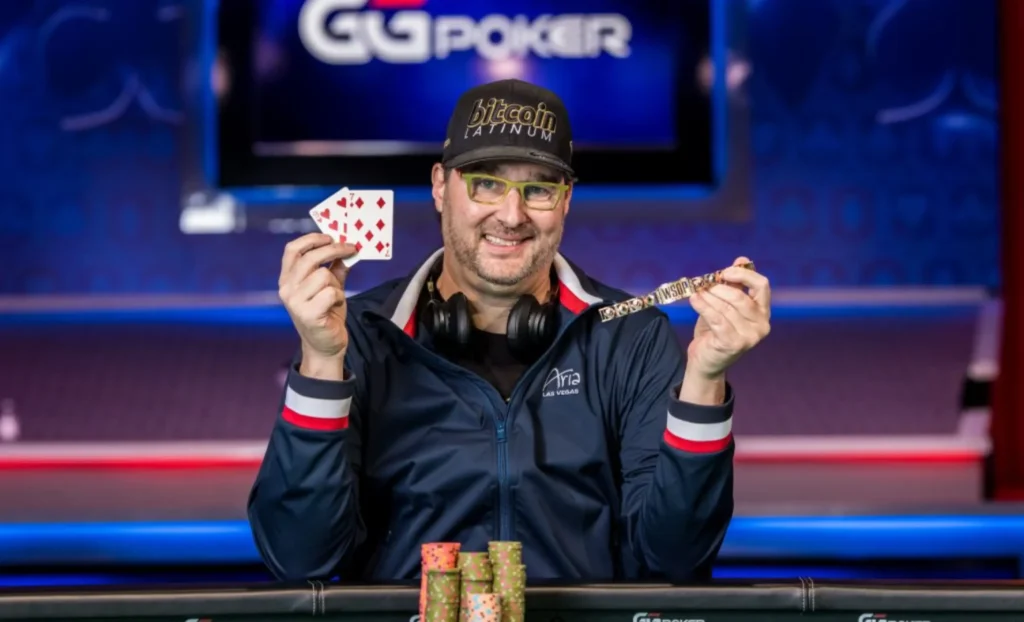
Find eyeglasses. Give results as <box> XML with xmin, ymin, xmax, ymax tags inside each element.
<box><xmin>461</xmin><ymin>173</ymin><xmax>569</xmax><ymax>211</ymax></box>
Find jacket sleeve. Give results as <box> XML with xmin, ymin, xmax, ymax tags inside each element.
<box><xmin>247</xmin><ymin>350</ymin><xmax>367</xmax><ymax>581</ymax></box>
<box><xmin>616</xmin><ymin>313</ymin><xmax>735</xmax><ymax>583</ymax></box>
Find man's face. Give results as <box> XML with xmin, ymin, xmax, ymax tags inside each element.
<box><xmin>431</xmin><ymin>161</ymin><xmax>572</xmax><ymax>289</ymax></box>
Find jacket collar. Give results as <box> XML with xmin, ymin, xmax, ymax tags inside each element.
<box><xmin>374</xmin><ymin>248</ymin><xmax>606</xmax><ymax>337</ymax></box>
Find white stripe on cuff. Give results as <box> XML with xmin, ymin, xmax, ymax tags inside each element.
<box><xmin>665</xmin><ymin>412</ymin><xmax>732</xmax><ymax>442</ymax></box>
<box><xmin>284</xmin><ymin>385</ymin><xmax>352</xmax><ymax>420</ymax></box>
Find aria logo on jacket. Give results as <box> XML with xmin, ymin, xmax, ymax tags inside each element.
<box><xmin>542</xmin><ymin>368</ymin><xmax>581</xmax><ymax>397</ymax></box>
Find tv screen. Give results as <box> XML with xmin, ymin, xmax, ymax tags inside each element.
<box><xmin>215</xmin><ymin>0</ymin><xmax>719</xmax><ymax>188</ymax></box>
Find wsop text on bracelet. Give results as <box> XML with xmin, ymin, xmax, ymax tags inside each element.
<box><xmin>598</xmin><ymin>263</ymin><xmax>756</xmax><ymax>322</ymax></box>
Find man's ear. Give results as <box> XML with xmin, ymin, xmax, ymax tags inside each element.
<box><xmin>561</xmin><ymin>181</ymin><xmax>573</xmax><ymax>218</ymax></box>
<box><xmin>431</xmin><ymin>163</ymin><xmax>446</xmax><ymax>215</ymax></box>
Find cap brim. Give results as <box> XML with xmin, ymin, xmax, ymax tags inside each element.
<box><xmin>444</xmin><ymin>145</ymin><xmax>575</xmax><ymax>179</ymax></box>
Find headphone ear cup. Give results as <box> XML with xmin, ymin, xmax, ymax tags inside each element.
<box><xmin>534</xmin><ymin>299</ymin><xmax>558</xmax><ymax>346</ymax></box>
<box><xmin>422</xmin><ymin>290</ymin><xmax>472</xmax><ymax>351</ymax></box>
<box><xmin>508</xmin><ymin>295</ymin><xmax>559</xmax><ymax>362</ymax></box>
<box><xmin>447</xmin><ymin>292</ymin><xmax>472</xmax><ymax>347</ymax></box>
<box><xmin>423</xmin><ymin>298</ymin><xmax>445</xmax><ymax>337</ymax></box>
<box><xmin>532</xmin><ymin>299</ymin><xmax>559</xmax><ymax>354</ymax></box>
<box><xmin>506</xmin><ymin>295</ymin><xmax>535</xmax><ymax>355</ymax></box>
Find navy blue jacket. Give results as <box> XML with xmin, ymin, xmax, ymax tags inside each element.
<box><xmin>248</xmin><ymin>249</ymin><xmax>735</xmax><ymax>583</ymax></box>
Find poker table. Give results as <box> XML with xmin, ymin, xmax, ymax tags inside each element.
<box><xmin>1</xmin><ymin>580</ymin><xmax>1024</xmax><ymax>622</ymax></box>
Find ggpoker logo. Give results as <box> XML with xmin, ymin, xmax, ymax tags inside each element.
<box><xmin>298</xmin><ymin>0</ymin><xmax>633</xmax><ymax>64</ymax></box>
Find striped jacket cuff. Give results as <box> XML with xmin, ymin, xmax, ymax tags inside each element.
<box><xmin>281</xmin><ymin>364</ymin><xmax>356</xmax><ymax>432</ymax></box>
<box><xmin>663</xmin><ymin>382</ymin><xmax>734</xmax><ymax>454</ymax></box>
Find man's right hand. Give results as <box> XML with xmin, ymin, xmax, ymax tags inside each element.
<box><xmin>278</xmin><ymin>233</ymin><xmax>359</xmax><ymax>380</ymax></box>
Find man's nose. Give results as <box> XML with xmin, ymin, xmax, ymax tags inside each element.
<box><xmin>495</xmin><ymin>187</ymin><xmax>529</xmax><ymax>226</ymax></box>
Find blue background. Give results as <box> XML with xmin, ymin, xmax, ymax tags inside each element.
<box><xmin>0</xmin><ymin>0</ymin><xmax>1000</xmax><ymax>294</ymax></box>
<box><xmin>0</xmin><ymin>0</ymin><xmax>1008</xmax><ymax>587</ymax></box>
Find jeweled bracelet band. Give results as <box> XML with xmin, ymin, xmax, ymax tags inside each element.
<box><xmin>598</xmin><ymin>262</ymin><xmax>756</xmax><ymax>323</ymax></box>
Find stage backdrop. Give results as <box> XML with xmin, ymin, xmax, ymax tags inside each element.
<box><xmin>0</xmin><ymin>0</ymin><xmax>999</xmax><ymax>295</ymax></box>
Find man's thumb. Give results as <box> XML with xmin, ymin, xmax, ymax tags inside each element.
<box><xmin>328</xmin><ymin>258</ymin><xmax>349</xmax><ymax>288</ymax></box>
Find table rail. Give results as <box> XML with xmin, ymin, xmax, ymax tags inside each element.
<box><xmin>1</xmin><ymin>580</ymin><xmax>1024</xmax><ymax>619</ymax></box>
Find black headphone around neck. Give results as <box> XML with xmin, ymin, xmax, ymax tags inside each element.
<box><xmin>420</xmin><ymin>260</ymin><xmax>560</xmax><ymax>362</ymax></box>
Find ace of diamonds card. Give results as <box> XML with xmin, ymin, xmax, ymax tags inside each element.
<box><xmin>308</xmin><ymin>186</ymin><xmax>350</xmax><ymax>242</ymax></box>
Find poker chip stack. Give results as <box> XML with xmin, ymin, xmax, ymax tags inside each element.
<box><xmin>464</xmin><ymin>593</ymin><xmax>502</xmax><ymax>622</ymax></box>
<box><xmin>457</xmin><ymin>552</ymin><xmax>493</xmax><ymax>622</ymax></box>
<box><xmin>487</xmin><ymin>541</ymin><xmax>526</xmax><ymax>622</ymax></box>
<box><xmin>425</xmin><ymin>568</ymin><xmax>462</xmax><ymax>622</ymax></box>
<box><xmin>421</xmin><ymin>543</ymin><xmax>462</xmax><ymax>622</ymax></box>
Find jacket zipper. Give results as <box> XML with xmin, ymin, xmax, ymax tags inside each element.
<box><xmin>492</xmin><ymin>309</ymin><xmax>594</xmax><ymax>541</ymax></box>
<box><xmin>494</xmin><ymin>413</ymin><xmax>511</xmax><ymax>540</ymax></box>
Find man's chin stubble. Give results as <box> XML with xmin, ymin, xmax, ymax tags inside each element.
<box><xmin>472</xmin><ymin>257</ymin><xmax>534</xmax><ymax>288</ymax></box>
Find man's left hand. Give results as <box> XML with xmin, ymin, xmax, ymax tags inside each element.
<box><xmin>686</xmin><ymin>256</ymin><xmax>771</xmax><ymax>380</ymax></box>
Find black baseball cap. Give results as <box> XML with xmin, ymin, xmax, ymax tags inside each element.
<box><xmin>441</xmin><ymin>79</ymin><xmax>574</xmax><ymax>179</ymax></box>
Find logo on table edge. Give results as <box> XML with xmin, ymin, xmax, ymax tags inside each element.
<box><xmin>858</xmin><ymin>615</ymin><xmax>931</xmax><ymax>622</ymax></box>
<box><xmin>632</xmin><ymin>613</ymin><xmax>705</xmax><ymax>622</ymax></box>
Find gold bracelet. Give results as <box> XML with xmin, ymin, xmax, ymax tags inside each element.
<box><xmin>598</xmin><ymin>262</ymin><xmax>755</xmax><ymax>323</ymax></box>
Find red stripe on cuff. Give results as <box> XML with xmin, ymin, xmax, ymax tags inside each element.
<box><xmin>663</xmin><ymin>429</ymin><xmax>733</xmax><ymax>453</ymax></box>
<box><xmin>282</xmin><ymin>406</ymin><xmax>350</xmax><ymax>431</ymax></box>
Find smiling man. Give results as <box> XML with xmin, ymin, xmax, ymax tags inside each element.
<box><xmin>249</xmin><ymin>79</ymin><xmax>772</xmax><ymax>583</ymax></box>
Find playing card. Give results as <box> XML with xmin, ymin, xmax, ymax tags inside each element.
<box><xmin>308</xmin><ymin>186</ymin><xmax>350</xmax><ymax>242</ymax></box>
<box><xmin>342</xmin><ymin>190</ymin><xmax>394</xmax><ymax>268</ymax></box>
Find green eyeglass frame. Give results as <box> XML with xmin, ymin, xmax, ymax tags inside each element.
<box><xmin>461</xmin><ymin>173</ymin><xmax>570</xmax><ymax>210</ymax></box>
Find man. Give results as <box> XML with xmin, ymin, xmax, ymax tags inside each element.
<box><xmin>248</xmin><ymin>79</ymin><xmax>771</xmax><ymax>583</ymax></box>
